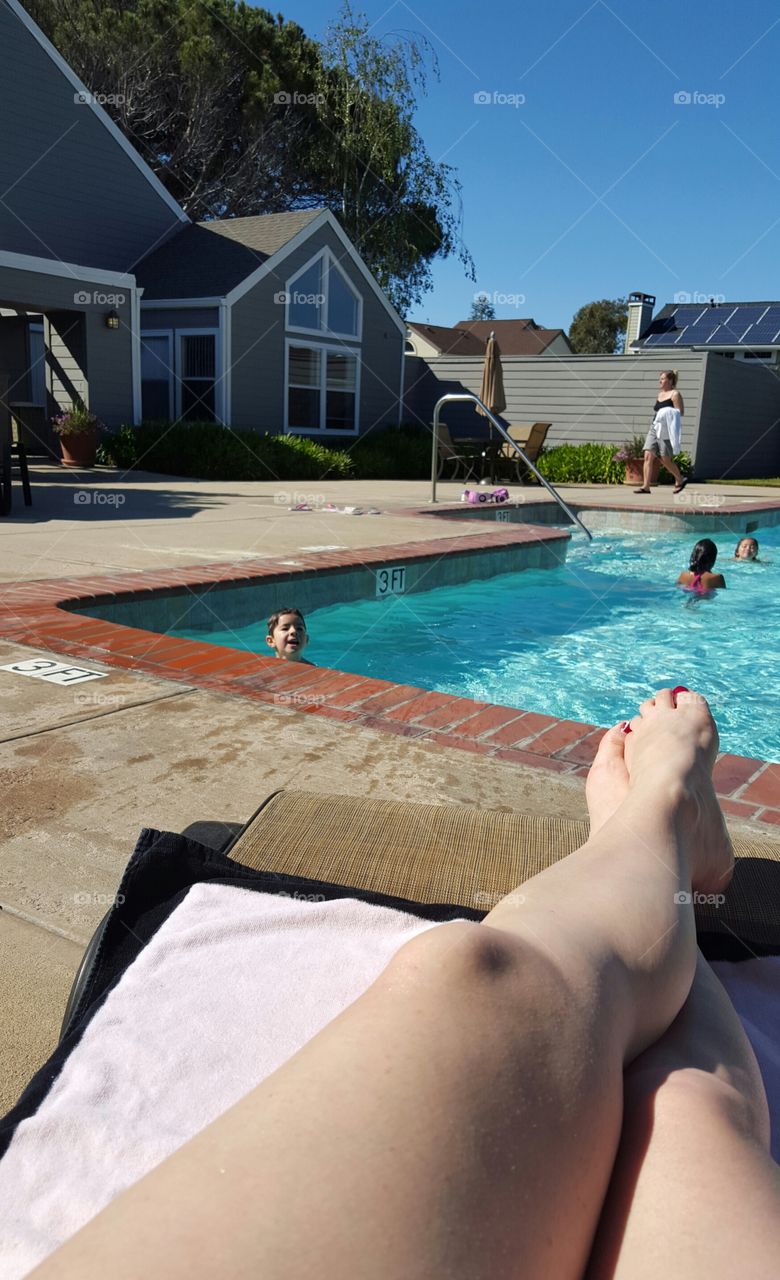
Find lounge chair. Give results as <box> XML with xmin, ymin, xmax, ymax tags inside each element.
<box><xmin>54</xmin><ymin>791</ymin><xmax>780</xmax><ymax>1045</ymax></box>
<box><xmin>1</xmin><ymin>789</ymin><xmax>779</xmax><ymax>1277</ymax></box>
<box><xmin>495</xmin><ymin>422</ymin><xmax>551</xmax><ymax>484</ymax></box>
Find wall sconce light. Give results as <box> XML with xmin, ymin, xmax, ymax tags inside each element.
<box><xmin>105</xmin><ymin>310</ymin><xmax>120</xmax><ymax>330</ymax></box>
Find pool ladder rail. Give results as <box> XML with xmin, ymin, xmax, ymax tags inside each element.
<box><xmin>429</xmin><ymin>393</ymin><xmax>593</xmax><ymax>542</ymax></box>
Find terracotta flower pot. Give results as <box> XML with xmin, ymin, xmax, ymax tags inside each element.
<box><xmin>59</xmin><ymin>430</ymin><xmax>97</xmax><ymax>468</ymax></box>
<box><xmin>624</xmin><ymin>458</ymin><xmax>660</xmax><ymax>486</ymax></box>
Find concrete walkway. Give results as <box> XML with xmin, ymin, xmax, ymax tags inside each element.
<box><xmin>1</xmin><ymin>463</ymin><xmax>778</xmax><ymax>1111</ymax></box>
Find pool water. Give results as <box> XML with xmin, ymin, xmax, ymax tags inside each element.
<box><xmin>175</xmin><ymin>524</ymin><xmax>780</xmax><ymax>762</ymax></box>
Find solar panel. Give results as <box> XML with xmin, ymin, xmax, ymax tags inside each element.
<box><xmin>642</xmin><ymin>331</ymin><xmax>678</xmax><ymax>346</ymax></box>
<box><xmin>639</xmin><ymin>302</ymin><xmax>780</xmax><ymax>347</ymax></box>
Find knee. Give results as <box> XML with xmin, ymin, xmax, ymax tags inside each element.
<box><xmin>628</xmin><ymin>1065</ymin><xmax>771</xmax><ymax>1150</ymax></box>
<box><xmin>384</xmin><ymin>921</ymin><xmax>567</xmax><ymax>1010</ymax></box>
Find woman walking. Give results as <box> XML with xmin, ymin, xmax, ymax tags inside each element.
<box><xmin>635</xmin><ymin>369</ymin><xmax>688</xmax><ymax>495</ymax></box>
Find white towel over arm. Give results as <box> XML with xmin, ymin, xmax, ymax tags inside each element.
<box><xmin>652</xmin><ymin>405</ymin><xmax>682</xmax><ymax>453</ymax></box>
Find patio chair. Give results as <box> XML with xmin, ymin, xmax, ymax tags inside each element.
<box><xmin>0</xmin><ymin>416</ymin><xmax>32</xmax><ymax>516</ymax></box>
<box><xmin>436</xmin><ymin>423</ymin><xmax>480</xmax><ymax>482</ymax></box>
<box><xmin>496</xmin><ymin>422</ymin><xmax>551</xmax><ymax>484</ymax></box>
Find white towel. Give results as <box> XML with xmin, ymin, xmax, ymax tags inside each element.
<box><xmin>0</xmin><ymin>885</ymin><xmax>778</xmax><ymax>1278</ymax></box>
<box><xmin>652</xmin><ymin>405</ymin><xmax>682</xmax><ymax>453</ymax></box>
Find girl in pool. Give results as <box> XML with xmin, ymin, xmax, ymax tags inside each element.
<box><xmin>677</xmin><ymin>538</ymin><xmax>726</xmax><ymax>594</ymax></box>
<box><xmin>734</xmin><ymin>536</ymin><xmax>760</xmax><ymax>561</ymax></box>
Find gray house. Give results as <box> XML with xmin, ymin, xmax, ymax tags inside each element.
<box><xmin>136</xmin><ymin>210</ymin><xmax>405</xmax><ymax>435</ymax></box>
<box><xmin>0</xmin><ymin>0</ymin><xmax>404</xmax><ymax>447</ymax></box>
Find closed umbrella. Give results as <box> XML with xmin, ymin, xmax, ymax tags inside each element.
<box><xmin>477</xmin><ymin>332</ymin><xmax>506</xmax><ymax>478</ymax></box>
<box><xmin>477</xmin><ymin>330</ymin><xmax>506</xmax><ymax>430</ymax></box>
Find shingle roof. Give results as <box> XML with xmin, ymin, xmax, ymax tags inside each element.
<box><xmin>136</xmin><ymin>210</ymin><xmax>325</xmax><ymax>299</ymax></box>
<box><xmin>407</xmin><ymin>318</ymin><xmax>570</xmax><ymax>356</ymax></box>
<box><xmin>455</xmin><ymin>319</ymin><xmax>570</xmax><ymax>355</ymax></box>
<box><xmin>406</xmin><ymin>322</ymin><xmax>486</xmax><ymax>355</ymax></box>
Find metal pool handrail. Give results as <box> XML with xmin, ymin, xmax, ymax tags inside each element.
<box><xmin>430</xmin><ymin>393</ymin><xmax>593</xmax><ymax>541</ymax></box>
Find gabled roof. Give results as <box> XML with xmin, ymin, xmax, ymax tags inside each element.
<box><xmin>406</xmin><ymin>322</ymin><xmax>486</xmax><ymax>355</ymax></box>
<box><xmin>454</xmin><ymin>319</ymin><xmax>571</xmax><ymax>355</ymax></box>
<box><xmin>407</xmin><ymin>318</ymin><xmax>570</xmax><ymax>356</ymax></box>
<box><xmin>203</xmin><ymin>210</ymin><xmax>324</xmax><ymax>256</ymax></box>
<box><xmin>6</xmin><ymin>0</ymin><xmax>187</xmax><ymax>231</ymax></box>
<box><xmin>136</xmin><ymin>211</ymin><xmax>324</xmax><ymax>300</ymax></box>
<box><xmin>632</xmin><ymin>301</ymin><xmax>780</xmax><ymax>350</ymax></box>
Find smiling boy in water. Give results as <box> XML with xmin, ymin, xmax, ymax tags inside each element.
<box><xmin>265</xmin><ymin>607</ymin><xmax>313</xmax><ymax>663</ymax></box>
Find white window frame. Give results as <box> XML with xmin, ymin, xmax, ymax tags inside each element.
<box><xmin>284</xmin><ymin>248</ymin><xmax>363</xmax><ymax>342</ymax></box>
<box><xmin>140</xmin><ymin>329</ymin><xmax>174</xmax><ymax>420</ymax></box>
<box><xmin>284</xmin><ymin>338</ymin><xmax>361</xmax><ymax>436</ymax></box>
<box><xmin>174</xmin><ymin>327</ymin><xmax>221</xmax><ymax>422</ymax></box>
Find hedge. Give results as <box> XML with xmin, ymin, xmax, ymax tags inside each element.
<box><xmin>536</xmin><ymin>443</ymin><xmax>692</xmax><ymax>485</ymax></box>
<box><xmin>96</xmin><ymin>422</ymin><xmax>692</xmax><ymax>485</ymax></box>
<box><xmin>96</xmin><ymin>421</ymin><xmax>354</xmax><ymax>480</ymax></box>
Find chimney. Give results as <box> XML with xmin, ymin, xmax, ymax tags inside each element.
<box><xmin>624</xmin><ymin>291</ymin><xmax>656</xmax><ymax>354</ymax></box>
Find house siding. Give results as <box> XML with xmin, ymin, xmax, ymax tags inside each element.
<box><xmin>140</xmin><ymin>308</ymin><xmax>220</xmax><ymax>331</ymax></box>
<box><xmin>229</xmin><ymin>223</ymin><xmax>403</xmax><ymax>433</ymax></box>
<box><xmin>404</xmin><ymin>352</ymin><xmax>707</xmax><ymax>456</ymax></box>
<box><xmin>0</xmin><ymin>265</ymin><xmax>135</xmax><ymax>427</ymax></box>
<box><xmin>0</xmin><ymin>0</ymin><xmax>183</xmax><ymax>273</ymax></box>
<box><xmin>696</xmin><ymin>353</ymin><xmax>780</xmax><ymax>478</ymax></box>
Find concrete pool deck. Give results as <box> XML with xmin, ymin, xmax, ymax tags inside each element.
<box><xmin>1</xmin><ymin>463</ymin><xmax>779</xmax><ymax>1108</ymax></box>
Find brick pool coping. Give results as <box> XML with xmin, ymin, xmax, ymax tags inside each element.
<box><xmin>1</xmin><ymin>520</ymin><xmax>779</xmax><ymax>828</ymax></box>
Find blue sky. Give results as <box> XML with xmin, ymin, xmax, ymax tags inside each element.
<box><xmin>272</xmin><ymin>1</ymin><xmax>780</xmax><ymax>331</ymax></box>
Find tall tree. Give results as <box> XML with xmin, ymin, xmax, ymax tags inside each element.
<box><xmin>27</xmin><ymin>0</ymin><xmax>325</xmax><ymax>218</ymax></box>
<box><xmin>468</xmin><ymin>294</ymin><xmax>496</xmax><ymax>321</ymax></box>
<box><xmin>568</xmin><ymin>298</ymin><xmax>628</xmax><ymax>354</ymax></box>
<box><xmin>312</xmin><ymin>4</ymin><xmax>474</xmax><ymax>311</ymax></box>
<box><xmin>28</xmin><ymin>0</ymin><xmax>474</xmax><ymax>311</ymax></box>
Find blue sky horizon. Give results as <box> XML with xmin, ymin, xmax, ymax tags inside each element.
<box><xmin>263</xmin><ymin>0</ymin><xmax>780</xmax><ymax>332</ymax></box>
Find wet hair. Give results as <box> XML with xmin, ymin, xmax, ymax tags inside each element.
<box><xmin>267</xmin><ymin>606</ymin><xmax>306</xmax><ymax>634</ymax></box>
<box><xmin>735</xmin><ymin>537</ymin><xmax>759</xmax><ymax>559</ymax></box>
<box><xmin>689</xmin><ymin>539</ymin><xmax>718</xmax><ymax>575</ymax></box>
<box><xmin>661</xmin><ymin>369</ymin><xmax>679</xmax><ymax>388</ymax></box>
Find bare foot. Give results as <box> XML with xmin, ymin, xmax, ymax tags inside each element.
<box><xmin>585</xmin><ymin>724</ymin><xmax>630</xmax><ymax>834</ymax></box>
<box><xmin>623</xmin><ymin>688</ymin><xmax>733</xmax><ymax>895</ymax></box>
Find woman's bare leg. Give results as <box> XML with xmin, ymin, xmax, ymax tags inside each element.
<box><xmin>32</xmin><ymin>692</ymin><xmax>734</xmax><ymax>1280</ymax></box>
<box><xmin>659</xmin><ymin>454</ymin><xmax>683</xmax><ymax>485</ymax></box>
<box><xmin>588</xmin><ymin>951</ymin><xmax>780</xmax><ymax>1279</ymax></box>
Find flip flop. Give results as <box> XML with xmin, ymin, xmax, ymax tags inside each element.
<box><xmin>673</xmin><ymin>479</ymin><xmax>688</xmax><ymax>494</ymax></box>
<box><xmin>633</xmin><ymin>488</ymin><xmax>651</xmax><ymax>494</ymax></box>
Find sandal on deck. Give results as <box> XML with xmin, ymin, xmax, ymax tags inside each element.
<box><xmin>673</xmin><ymin>479</ymin><xmax>689</xmax><ymax>494</ymax></box>
<box><xmin>634</xmin><ymin>488</ymin><xmax>651</xmax><ymax>494</ymax></box>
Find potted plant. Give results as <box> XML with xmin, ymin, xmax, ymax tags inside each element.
<box><xmin>613</xmin><ymin>436</ymin><xmax>658</xmax><ymax>486</ymax></box>
<box><xmin>52</xmin><ymin>403</ymin><xmax>103</xmax><ymax>468</ymax></box>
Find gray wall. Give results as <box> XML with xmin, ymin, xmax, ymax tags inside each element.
<box><xmin>696</xmin><ymin>353</ymin><xmax>780</xmax><ymax>478</ymax></box>
<box><xmin>0</xmin><ymin>0</ymin><xmax>184</xmax><ymax>272</ymax></box>
<box><xmin>140</xmin><ymin>308</ymin><xmax>219</xmax><ymax>331</ymax></box>
<box><xmin>230</xmin><ymin>222</ymin><xmax>403</xmax><ymax>434</ymax></box>
<box><xmin>0</xmin><ymin>266</ymin><xmax>135</xmax><ymax>427</ymax></box>
<box><xmin>404</xmin><ymin>352</ymin><xmax>707</xmax><ymax>454</ymax></box>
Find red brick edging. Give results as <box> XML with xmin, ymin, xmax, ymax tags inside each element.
<box><xmin>1</xmin><ymin>527</ymin><xmax>778</xmax><ymax>827</ymax></box>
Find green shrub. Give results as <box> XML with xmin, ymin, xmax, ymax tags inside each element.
<box><xmin>349</xmin><ymin>423</ymin><xmax>432</xmax><ymax>479</ymax></box>
<box><xmin>97</xmin><ymin>421</ymin><xmax>354</xmax><ymax>480</ymax></box>
<box><xmin>536</xmin><ymin>443</ymin><xmax>625</xmax><ymax>485</ymax></box>
<box><xmin>535</xmin><ymin>443</ymin><xmax>692</xmax><ymax>485</ymax></box>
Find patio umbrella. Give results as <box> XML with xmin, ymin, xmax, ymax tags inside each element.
<box><xmin>477</xmin><ymin>331</ymin><xmax>506</xmax><ymax>441</ymax></box>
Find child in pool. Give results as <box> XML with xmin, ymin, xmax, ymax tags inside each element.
<box><xmin>265</xmin><ymin>607</ymin><xmax>313</xmax><ymax>663</ymax></box>
<box><xmin>677</xmin><ymin>538</ymin><xmax>725</xmax><ymax>594</ymax></box>
<box><xmin>734</xmin><ymin>536</ymin><xmax>759</xmax><ymax>561</ymax></box>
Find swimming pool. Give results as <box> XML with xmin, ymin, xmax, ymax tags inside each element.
<box><xmin>174</xmin><ymin>524</ymin><xmax>780</xmax><ymax>762</ymax></box>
